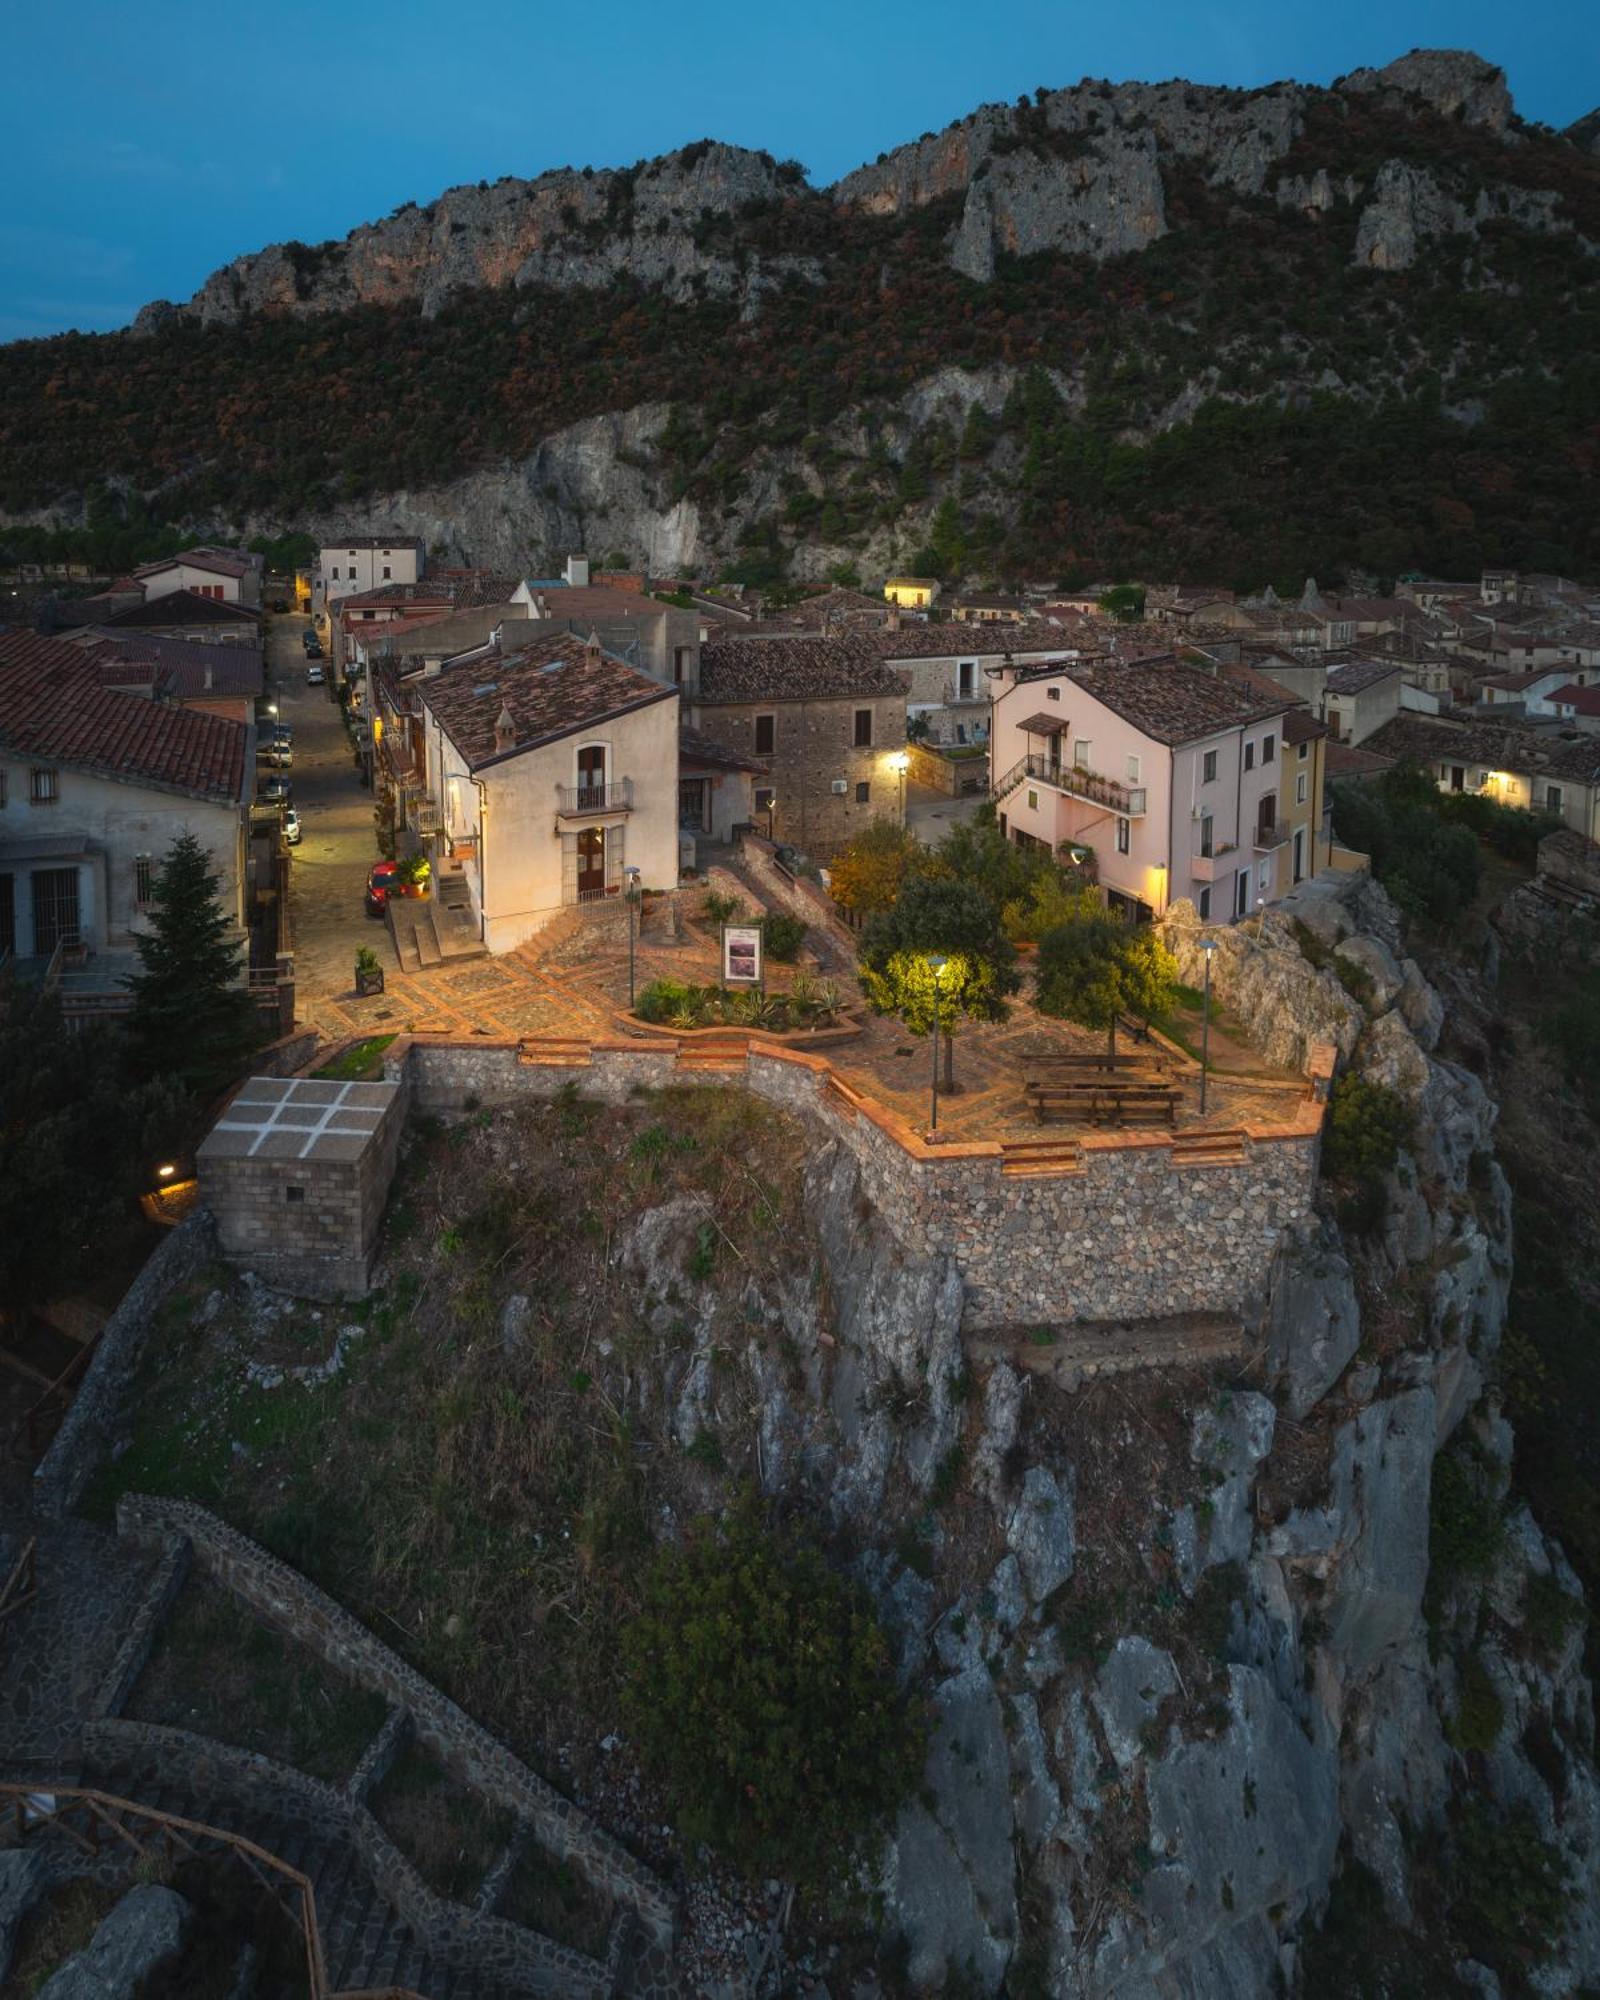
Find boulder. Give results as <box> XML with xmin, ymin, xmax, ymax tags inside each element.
<box><xmin>1006</xmin><ymin>1465</ymin><xmax>1075</xmax><ymax>1604</ymax></box>
<box><xmin>37</xmin><ymin>1885</ymin><xmax>190</xmax><ymax>2000</ymax></box>
<box><xmin>1334</xmin><ymin>936</ymin><xmax>1404</xmax><ymax>1014</ymax></box>
<box><xmin>1264</xmin><ymin>1220</ymin><xmax>1362</xmax><ymax>1419</ymax></box>
<box><xmin>1094</xmin><ymin>1637</ymin><xmax>1179</xmax><ymax>1771</ymax></box>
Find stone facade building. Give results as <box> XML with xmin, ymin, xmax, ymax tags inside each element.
<box><xmin>198</xmin><ymin>1076</ymin><xmax>407</xmax><ymax>1298</ymax></box>
<box><xmin>690</xmin><ymin>635</ymin><xmax>909</xmax><ymax>856</ymax></box>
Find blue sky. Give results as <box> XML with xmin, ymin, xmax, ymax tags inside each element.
<box><xmin>3</xmin><ymin>0</ymin><xmax>1595</xmax><ymax>341</ymax></box>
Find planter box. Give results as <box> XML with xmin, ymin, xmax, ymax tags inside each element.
<box><xmin>620</xmin><ymin>1009</ymin><xmax>864</xmax><ymax>1048</ymax></box>
<box><xmin>355</xmin><ymin>967</ymin><xmax>385</xmax><ymax>997</ymax></box>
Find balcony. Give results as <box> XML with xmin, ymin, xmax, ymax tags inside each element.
<box><xmin>1190</xmin><ymin>842</ymin><xmax>1239</xmax><ymax>883</ymax></box>
<box><xmin>556</xmin><ymin>778</ymin><xmax>634</xmax><ymax>817</ymax></box>
<box><xmin>1253</xmin><ymin>819</ymin><xmax>1292</xmax><ymax>852</ymax></box>
<box><xmin>993</xmin><ymin>754</ymin><xmax>1147</xmax><ymax>817</ymax></box>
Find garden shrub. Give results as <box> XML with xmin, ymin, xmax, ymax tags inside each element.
<box><xmin>621</xmin><ymin>1504</ymin><xmax>924</xmax><ymax>1884</ymax></box>
<box><xmin>761</xmin><ymin>912</ymin><xmax>809</xmax><ymax>962</ymax></box>
<box><xmin>1321</xmin><ymin>1074</ymin><xmax>1414</xmax><ymax>1230</ymax></box>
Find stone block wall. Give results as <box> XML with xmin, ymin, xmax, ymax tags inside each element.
<box><xmin>693</xmin><ymin>691</ymin><xmax>907</xmax><ymax>856</ymax></box>
<box><xmin>33</xmin><ymin>1211</ymin><xmax>218</xmax><ymax>1520</ymax></box>
<box><xmin>116</xmin><ymin>1495</ymin><xmax>675</xmax><ymax>1951</ymax></box>
<box><xmin>385</xmin><ymin>1037</ymin><xmax>1323</xmax><ymax>1330</ymax></box>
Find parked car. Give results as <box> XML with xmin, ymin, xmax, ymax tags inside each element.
<box><xmin>283</xmin><ymin>808</ymin><xmax>302</xmax><ymax>846</ymax></box>
<box><xmin>365</xmin><ymin>860</ymin><xmax>400</xmax><ymax>918</ymax></box>
<box><xmin>259</xmin><ymin>775</ymin><xmax>292</xmax><ymax>807</ymax></box>
<box><xmin>259</xmin><ymin>741</ymin><xmax>292</xmax><ymax>768</ymax></box>
<box><xmin>271</xmin><ymin>723</ymin><xmax>293</xmax><ymax>747</ymax></box>
<box><xmin>306</xmin><ymin>664</ymin><xmax>326</xmax><ymax>686</ymax></box>
<box><xmin>301</xmin><ymin>627</ymin><xmax>321</xmax><ymax>653</ymax></box>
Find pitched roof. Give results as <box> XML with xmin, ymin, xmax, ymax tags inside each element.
<box><xmin>679</xmin><ymin>724</ymin><xmax>769</xmax><ymax>774</ymax></box>
<box><xmin>0</xmin><ymin>628</ymin><xmax>249</xmax><ymax>803</ymax></box>
<box><xmin>1325</xmin><ymin>658</ymin><xmax>1403</xmax><ymax>695</ymax></box>
<box><xmin>698</xmin><ymin>635</ymin><xmax>909</xmax><ymax>703</ymax></box>
<box><xmin>419</xmin><ymin>633</ymin><xmax>676</xmax><ymax>770</ymax></box>
<box><xmin>91</xmin><ymin>632</ymin><xmax>264</xmax><ymax>700</ymax></box>
<box><xmin>319</xmin><ymin>534</ymin><xmax>424</xmax><ymax>552</ymax></box>
<box><xmin>1055</xmin><ymin>656</ymin><xmax>1295</xmax><ymax>746</ymax></box>
<box><xmin>1362</xmin><ymin>714</ymin><xmax>1600</xmax><ymax>784</ymax></box>
<box><xmin>134</xmin><ymin>549</ymin><xmax>250</xmax><ymax>580</ymax></box>
<box><xmin>99</xmin><ymin>590</ymin><xmax>259</xmax><ymax>630</ymax></box>
<box><xmin>1550</xmin><ymin>684</ymin><xmax>1600</xmax><ymax>716</ymax></box>
<box><xmin>872</xmin><ymin>619</ymin><xmax>1082</xmax><ymax>662</ymax></box>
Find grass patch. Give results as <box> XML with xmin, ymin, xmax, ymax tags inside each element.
<box><xmin>499</xmin><ymin>1843</ymin><xmax>616</xmax><ymax>1960</ymax></box>
<box><xmin>369</xmin><ymin>1742</ymin><xmax>516</xmax><ymax>1903</ymax></box>
<box><xmin>312</xmin><ymin>1032</ymin><xmax>397</xmax><ymax>1081</ymax></box>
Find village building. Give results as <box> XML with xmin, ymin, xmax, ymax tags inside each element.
<box><xmin>883</xmin><ymin>576</ymin><xmax>940</xmax><ymax>612</ymax></box>
<box><xmin>317</xmin><ymin>535</ymin><xmax>425</xmax><ymax>610</ymax></box>
<box><xmin>97</xmin><ymin>591</ymin><xmax>261</xmax><ymax>647</ymax></box>
<box><xmin>1322</xmin><ymin>658</ymin><xmax>1405</xmax><ymax>745</ymax></box>
<box><xmin>989</xmin><ymin>652</ymin><xmax>1326</xmax><ymax>923</ymax></box>
<box><xmin>0</xmin><ymin>628</ymin><xmax>252</xmax><ymax>968</ymax></box>
<box><xmin>132</xmin><ymin>546</ymin><xmax>262</xmax><ymax>606</ymax></box>
<box><xmin>1359</xmin><ymin>714</ymin><xmax>1600</xmax><ymax>841</ymax></box>
<box><xmin>400</xmin><ymin>632</ymin><xmax>682</xmax><ymax>952</ymax></box>
<box><xmin>691</xmin><ymin>636</ymin><xmax>909</xmax><ymax>855</ymax></box>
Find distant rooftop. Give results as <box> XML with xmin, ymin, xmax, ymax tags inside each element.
<box><xmin>198</xmin><ymin>1077</ymin><xmax>400</xmax><ymax>1167</ymax></box>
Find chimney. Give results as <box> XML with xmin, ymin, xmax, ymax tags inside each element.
<box><xmin>887</xmin><ymin>605</ymin><xmax>901</xmax><ymax>633</ymax></box>
<box><xmin>584</xmin><ymin>629</ymin><xmax>603</xmax><ymax>667</ymax></box>
<box><xmin>203</xmin><ymin>662</ymin><xmax>214</xmax><ymax>691</ymax></box>
<box><xmin>565</xmin><ymin>554</ymin><xmax>591</xmax><ymax>588</ymax></box>
<box><xmin>493</xmin><ymin>704</ymin><xmax>516</xmax><ymax>755</ymax></box>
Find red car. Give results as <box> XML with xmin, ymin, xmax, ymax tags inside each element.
<box><xmin>365</xmin><ymin>860</ymin><xmax>400</xmax><ymax>918</ymax></box>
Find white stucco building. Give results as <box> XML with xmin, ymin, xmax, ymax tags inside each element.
<box><xmin>318</xmin><ymin>536</ymin><xmax>425</xmax><ymax>609</ymax></box>
<box><xmin>133</xmin><ymin>546</ymin><xmax>262</xmax><ymax>606</ymax></box>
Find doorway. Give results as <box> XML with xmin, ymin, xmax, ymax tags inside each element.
<box><xmin>577</xmin><ymin>745</ymin><xmax>607</xmax><ymax>811</ymax></box>
<box><xmin>576</xmin><ymin>828</ymin><xmax>606</xmax><ymax>899</ymax></box>
<box><xmin>1293</xmin><ymin>826</ymin><xmax>1305</xmax><ymax>884</ymax></box>
<box><xmin>31</xmin><ymin>866</ymin><xmax>80</xmax><ymax>956</ymax></box>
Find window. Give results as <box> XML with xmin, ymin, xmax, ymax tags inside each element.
<box><xmin>855</xmin><ymin>781</ymin><xmax>871</xmax><ymax>804</ymax></box>
<box><xmin>1026</xmin><ymin>789</ymin><xmax>1038</xmax><ymax>811</ymax></box>
<box><xmin>1115</xmin><ymin>817</ymin><xmax>1131</xmax><ymax>854</ymax></box>
<box><xmin>285</xmin><ymin>1186</ymin><xmax>305</xmax><ymax>1204</ymax></box>
<box><xmin>1298</xmin><ymin>741</ymin><xmax>1308</xmax><ymax>762</ymax></box>
<box><xmin>1547</xmin><ymin>784</ymin><xmax>1565</xmax><ymax>813</ymax></box>
<box><xmin>1198</xmin><ymin>886</ymin><xmax>1212</xmax><ymax>921</ymax></box>
<box><xmin>0</xmin><ymin>771</ymin><xmax>7</xmax><ymax>808</ymax></box>
<box><xmin>1263</xmin><ymin>733</ymin><xmax>1276</xmax><ymax>764</ymax></box>
<box><xmin>1046</xmin><ymin>686</ymin><xmax>1061</xmax><ymax>701</ymax></box>
<box><xmin>382</xmin><ymin>565</ymin><xmax>391</xmax><ymax>581</ymax></box>
<box><xmin>673</xmin><ymin>647</ymin><xmax>692</xmax><ymax>687</ymax></box>
<box><xmin>1236</xmin><ymin>871</ymin><xmax>1250</xmax><ymax>918</ymax></box>
<box><xmin>29</xmin><ymin>768</ymin><xmax>58</xmax><ymax>804</ymax></box>
<box><xmin>1202</xmin><ymin>749</ymin><xmax>1217</xmax><ymax>784</ymax></box>
<box><xmin>958</xmin><ymin>662</ymin><xmax>976</xmax><ymax>699</ymax></box>
<box><xmin>1244</xmin><ymin>740</ymin><xmax>1256</xmax><ymax>772</ymax></box>
<box><xmin>1126</xmin><ymin>754</ymin><xmax>1141</xmax><ymax>785</ymax></box>
<box><xmin>134</xmin><ymin>856</ymin><xmax>155</xmax><ymax>906</ymax></box>
<box><xmin>1074</xmin><ymin>739</ymin><xmax>1092</xmax><ymax>770</ymax></box>
<box><xmin>1296</xmin><ymin>773</ymin><xmax>1308</xmax><ymax>805</ymax></box>
<box><xmin>854</xmin><ymin>709</ymin><xmax>873</xmax><ymax>748</ymax></box>
<box><xmin>1199</xmin><ymin>813</ymin><xmax>1214</xmax><ymax>858</ymax></box>
<box><xmin>754</xmin><ymin>714</ymin><xmax>775</xmax><ymax>756</ymax></box>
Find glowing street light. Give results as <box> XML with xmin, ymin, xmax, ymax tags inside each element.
<box><xmin>1198</xmin><ymin>936</ymin><xmax>1217</xmax><ymax>1117</ymax></box>
<box><xmin>927</xmin><ymin>954</ymin><xmax>948</xmax><ymax>1135</ymax></box>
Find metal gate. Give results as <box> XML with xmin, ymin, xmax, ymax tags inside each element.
<box><xmin>31</xmin><ymin>866</ymin><xmax>80</xmax><ymax>956</ymax></box>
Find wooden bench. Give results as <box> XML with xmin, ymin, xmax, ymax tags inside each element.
<box><xmin>1025</xmin><ymin>1080</ymin><xmax>1180</xmax><ymax>1128</ymax></box>
<box><xmin>1028</xmin><ymin>1052</ymin><xmax>1166</xmax><ymax>1075</ymax></box>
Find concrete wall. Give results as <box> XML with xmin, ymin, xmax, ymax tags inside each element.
<box><xmin>0</xmin><ymin>759</ymin><xmax>247</xmax><ymax>948</ymax></box>
<box><xmin>384</xmin><ymin>1036</ymin><xmax>1324</xmax><ymax>1331</ymax></box>
<box><xmin>689</xmin><ymin>691</ymin><xmax>908</xmax><ymax>857</ymax></box>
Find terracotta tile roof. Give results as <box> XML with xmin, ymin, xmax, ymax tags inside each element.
<box><xmin>786</xmin><ymin>586</ymin><xmax>892</xmax><ymax>627</ymax></box>
<box><xmin>1325</xmin><ymin>741</ymin><xmax>1395</xmax><ymax>779</ymax></box>
<box><xmin>319</xmin><ymin>534</ymin><xmax>424</xmax><ymax>552</ymax></box>
<box><xmin>872</xmin><ymin>619</ymin><xmax>1082</xmax><ymax>662</ymax></box>
<box><xmin>99</xmin><ymin>591</ymin><xmax>259</xmax><ymax>631</ymax></box>
<box><xmin>698</xmin><ymin>635</ymin><xmax>909</xmax><ymax>703</ymax></box>
<box><xmin>338</xmin><ymin>581</ymin><xmax>457</xmax><ymax>610</ymax></box>
<box><xmin>679</xmin><ymin>724</ymin><xmax>769</xmax><ymax>774</ymax></box>
<box><xmin>1325</xmin><ymin>658</ymin><xmax>1402</xmax><ymax>695</ymax></box>
<box><xmin>0</xmin><ymin>628</ymin><xmax>249</xmax><ymax>803</ymax></box>
<box><xmin>1058</xmin><ymin>655</ymin><xmax>1294</xmax><ymax>746</ymax></box>
<box><xmin>1283</xmin><ymin>709</ymin><xmax>1328</xmax><ymax>745</ymax></box>
<box><xmin>1363</xmin><ymin>714</ymin><xmax>1600</xmax><ymax>784</ymax></box>
<box><xmin>1550</xmin><ymin>684</ymin><xmax>1600</xmax><ymax>716</ymax></box>
<box><xmin>518</xmin><ymin>585</ymin><xmax>673</xmax><ymax>624</ymax></box>
<box><xmin>134</xmin><ymin>549</ymin><xmax>250</xmax><ymax>580</ymax></box>
<box><xmin>92</xmin><ymin>633</ymin><xmax>264</xmax><ymax>700</ymax></box>
<box><xmin>419</xmin><ymin>633</ymin><xmax>676</xmax><ymax>770</ymax></box>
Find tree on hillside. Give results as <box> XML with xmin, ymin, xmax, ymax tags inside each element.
<box><xmin>0</xmin><ymin>979</ymin><xmax>188</xmax><ymax>1323</ymax></box>
<box><xmin>127</xmin><ymin>832</ymin><xmax>262</xmax><ymax>1099</ymax></box>
<box><xmin>1034</xmin><ymin>910</ymin><xmax>1178</xmax><ymax>1055</ymax></box>
<box><xmin>828</xmin><ymin>818</ymin><xmax>921</xmax><ymax>919</ymax></box>
<box><xmin>1097</xmin><ymin>583</ymin><xmax>1146</xmax><ymax>622</ymax></box>
<box><xmin>858</xmin><ymin>875</ymin><xmax>1019</xmax><ymax>1090</ymax></box>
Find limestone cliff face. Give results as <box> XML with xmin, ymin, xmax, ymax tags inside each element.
<box><xmin>133</xmin><ymin>47</ymin><xmax>1563</xmax><ymax>332</ymax></box>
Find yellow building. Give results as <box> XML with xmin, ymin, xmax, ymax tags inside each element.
<box><xmin>884</xmin><ymin>576</ymin><xmax>940</xmax><ymax>611</ymax></box>
<box><xmin>293</xmin><ymin>569</ymin><xmax>313</xmax><ymax>610</ymax></box>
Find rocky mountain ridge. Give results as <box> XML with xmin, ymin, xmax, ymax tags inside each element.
<box><xmin>132</xmin><ymin>50</ymin><xmax>1591</xmax><ymax>329</ymax></box>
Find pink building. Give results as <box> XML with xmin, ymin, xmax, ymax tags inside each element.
<box><xmin>990</xmin><ymin>654</ymin><xmax>1313</xmax><ymax>923</ymax></box>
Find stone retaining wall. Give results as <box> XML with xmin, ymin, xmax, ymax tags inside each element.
<box><xmin>115</xmin><ymin>1495</ymin><xmax>675</xmax><ymax>1950</ymax></box>
<box><xmin>80</xmin><ymin>1719</ymin><xmax>612</xmax><ymax>1998</ymax></box>
<box><xmin>33</xmin><ymin>1212</ymin><xmax>218</xmax><ymax>1520</ymax></box>
<box><xmin>385</xmin><ymin>1036</ymin><xmax>1325</xmax><ymax>1329</ymax></box>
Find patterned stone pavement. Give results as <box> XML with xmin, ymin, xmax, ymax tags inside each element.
<box><xmin>300</xmin><ymin>873</ymin><xmax>1299</xmax><ymax>1139</ymax></box>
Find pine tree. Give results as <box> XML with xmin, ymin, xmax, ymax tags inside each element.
<box><xmin>127</xmin><ymin>832</ymin><xmax>262</xmax><ymax>1097</ymax></box>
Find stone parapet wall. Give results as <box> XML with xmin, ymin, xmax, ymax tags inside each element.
<box><xmin>33</xmin><ymin>1211</ymin><xmax>218</xmax><ymax>1520</ymax></box>
<box><xmin>385</xmin><ymin>1035</ymin><xmax>1325</xmax><ymax>1329</ymax></box>
<box><xmin>80</xmin><ymin>1718</ymin><xmax>612</xmax><ymax>1998</ymax></box>
<box><xmin>115</xmin><ymin>1494</ymin><xmax>675</xmax><ymax>1950</ymax></box>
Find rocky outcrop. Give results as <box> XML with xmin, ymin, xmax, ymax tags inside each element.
<box><xmin>35</xmin><ymin>1884</ymin><xmax>190</xmax><ymax>1999</ymax></box>
<box><xmin>1351</xmin><ymin>157</ymin><xmax>1575</xmax><ymax>269</ymax></box>
<box><xmin>1338</xmin><ymin>49</ymin><xmax>1515</xmax><ymax>133</ymax></box>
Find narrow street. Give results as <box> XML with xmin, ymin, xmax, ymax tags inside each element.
<box><xmin>264</xmin><ymin>614</ymin><xmax>378</xmax><ymax>1008</ymax></box>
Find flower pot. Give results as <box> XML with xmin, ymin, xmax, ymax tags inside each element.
<box><xmin>355</xmin><ymin>966</ymin><xmax>385</xmax><ymax>997</ymax></box>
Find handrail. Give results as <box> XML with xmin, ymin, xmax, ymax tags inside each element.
<box><xmin>0</xmin><ymin>1782</ymin><xmax>401</xmax><ymax>1999</ymax></box>
<box><xmin>557</xmin><ymin>778</ymin><xmax>635</xmax><ymax>815</ymax></box>
<box><xmin>1252</xmin><ymin>819</ymin><xmax>1292</xmax><ymax>851</ymax></box>
<box><xmin>992</xmin><ymin>754</ymin><xmax>1146</xmax><ymax>816</ymax></box>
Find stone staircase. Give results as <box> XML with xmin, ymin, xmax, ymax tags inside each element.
<box><xmin>386</xmin><ymin>873</ymin><xmax>486</xmax><ymax>973</ymax></box>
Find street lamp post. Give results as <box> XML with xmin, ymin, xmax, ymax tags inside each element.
<box><xmin>927</xmin><ymin>954</ymin><xmax>948</xmax><ymax>1135</ymax></box>
<box><xmin>767</xmin><ymin>795</ymin><xmax>777</xmax><ymax>843</ymax></box>
<box><xmin>1199</xmin><ymin>935</ymin><xmax>1217</xmax><ymax>1117</ymax></box>
<box><xmin>889</xmin><ymin>750</ymin><xmax>909</xmax><ymax>822</ymax></box>
<box><xmin>625</xmin><ymin>866</ymin><xmax>642</xmax><ymax>1005</ymax></box>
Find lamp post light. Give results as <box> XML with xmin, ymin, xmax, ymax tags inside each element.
<box><xmin>625</xmin><ymin>866</ymin><xmax>642</xmax><ymax>1005</ymax></box>
<box><xmin>767</xmin><ymin>795</ymin><xmax>777</xmax><ymax>842</ymax></box>
<box><xmin>889</xmin><ymin>750</ymin><xmax>909</xmax><ymax>821</ymax></box>
<box><xmin>1198</xmin><ymin>935</ymin><xmax>1217</xmax><ymax>1117</ymax></box>
<box><xmin>927</xmin><ymin>954</ymin><xmax>948</xmax><ymax>1136</ymax></box>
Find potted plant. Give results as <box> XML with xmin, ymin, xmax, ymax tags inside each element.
<box><xmin>354</xmin><ymin>946</ymin><xmax>385</xmax><ymax>997</ymax></box>
<box><xmin>397</xmin><ymin>853</ymin><xmax>431</xmax><ymax>899</ymax></box>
